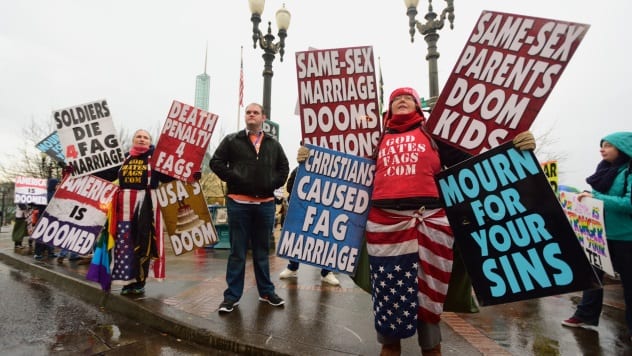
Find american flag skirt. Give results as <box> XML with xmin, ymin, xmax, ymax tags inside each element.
<box><xmin>111</xmin><ymin>189</ymin><xmax>165</xmax><ymax>282</ymax></box>
<box><xmin>366</xmin><ymin>206</ymin><xmax>454</xmax><ymax>338</ymax></box>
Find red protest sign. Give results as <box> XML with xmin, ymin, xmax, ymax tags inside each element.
<box><xmin>295</xmin><ymin>46</ymin><xmax>381</xmax><ymax>158</ymax></box>
<box><xmin>426</xmin><ymin>11</ymin><xmax>589</xmax><ymax>155</ymax></box>
<box><xmin>152</xmin><ymin>100</ymin><xmax>219</xmax><ymax>182</ymax></box>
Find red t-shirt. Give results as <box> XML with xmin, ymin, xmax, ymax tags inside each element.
<box><xmin>372</xmin><ymin>128</ymin><xmax>441</xmax><ymax>200</ymax></box>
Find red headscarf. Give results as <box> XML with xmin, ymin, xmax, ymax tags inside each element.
<box><xmin>384</xmin><ymin>87</ymin><xmax>425</xmax><ymax>132</ymax></box>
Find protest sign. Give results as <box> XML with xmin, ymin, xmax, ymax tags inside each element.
<box><xmin>541</xmin><ymin>160</ymin><xmax>558</xmax><ymax>193</ymax></box>
<box><xmin>36</xmin><ymin>131</ymin><xmax>65</xmax><ymax>164</ymax></box>
<box><xmin>14</xmin><ymin>176</ymin><xmax>47</xmax><ymax>205</ymax></box>
<box><xmin>30</xmin><ymin>175</ymin><xmax>118</xmax><ymax>255</ymax></box>
<box><xmin>295</xmin><ymin>46</ymin><xmax>381</xmax><ymax>158</ymax></box>
<box><xmin>277</xmin><ymin>144</ymin><xmax>374</xmax><ymax>275</ymax></box>
<box><xmin>427</xmin><ymin>11</ymin><xmax>589</xmax><ymax>155</ymax></box>
<box><xmin>436</xmin><ymin>142</ymin><xmax>599</xmax><ymax>306</ymax></box>
<box><xmin>152</xmin><ymin>100</ymin><xmax>218</xmax><ymax>182</ymax></box>
<box><xmin>156</xmin><ymin>180</ymin><xmax>217</xmax><ymax>256</ymax></box>
<box><xmin>559</xmin><ymin>191</ymin><xmax>614</xmax><ymax>277</ymax></box>
<box><xmin>54</xmin><ymin>99</ymin><xmax>125</xmax><ymax>177</ymax></box>
<box><xmin>263</xmin><ymin>119</ymin><xmax>279</xmax><ymax>140</ymax></box>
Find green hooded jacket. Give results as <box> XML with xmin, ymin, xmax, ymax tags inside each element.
<box><xmin>592</xmin><ymin>131</ymin><xmax>632</xmax><ymax>241</ymax></box>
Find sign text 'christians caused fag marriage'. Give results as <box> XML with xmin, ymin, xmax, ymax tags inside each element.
<box><xmin>277</xmin><ymin>144</ymin><xmax>375</xmax><ymax>275</ymax></box>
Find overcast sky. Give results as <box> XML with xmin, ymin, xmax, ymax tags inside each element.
<box><xmin>1</xmin><ymin>0</ymin><xmax>629</xmax><ymax>189</ymax></box>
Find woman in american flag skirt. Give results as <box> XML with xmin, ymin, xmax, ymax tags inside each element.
<box><xmin>93</xmin><ymin>129</ymin><xmax>174</xmax><ymax>295</ymax></box>
<box><xmin>366</xmin><ymin>87</ymin><xmax>535</xmax><ymax>355</ymax></box>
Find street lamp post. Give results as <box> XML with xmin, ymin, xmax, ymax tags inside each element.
<box><xmin>404</xmin><ymin>0</ymin><xmax>455</xmax><ymax>103</ymax></box>
<box><xmin>40</xmin><ymin>153</ymin><xmax>53</xmax><ymax>179</ymax></box>
<box><xmin>0</xmin><ymin>187</ymin><xmax>6</xmax><ymax>232</ymax></box>
<box><xmin>249</xmin><ymin>0</ymin><xmax>291</xmax><ymax>120</ymax></box>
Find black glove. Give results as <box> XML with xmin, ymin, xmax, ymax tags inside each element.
<box><xmin>62</xmin><ymin>164</ymin><xmax>73</xmax><ymax>178</ymax></box>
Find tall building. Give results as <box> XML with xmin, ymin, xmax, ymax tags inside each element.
<box><xmin>194</xmin><ymin>45</ymin><xmax>210</xmax><ymax>111</ymax></box>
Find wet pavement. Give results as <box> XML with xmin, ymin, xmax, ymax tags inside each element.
<box><xmin>1</xmin><ymin>225</ymin><xmax>630</xmax><ymax>355</ymax></box>
<box><xmin>0</xmin><ymin>262</ymin><xmax>237</xmax><ymax>355</ymax></box>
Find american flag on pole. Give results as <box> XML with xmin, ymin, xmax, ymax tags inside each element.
<box><xmin>378</xmin><ymin>56</ymin><xmax>384</xmax><ymax>116</ymax></box>
<box><xmin>238</xmin><ymin>46</ymin><xmax>244</xmax><ymax>107</ymax></box>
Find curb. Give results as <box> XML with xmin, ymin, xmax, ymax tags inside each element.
<box><xmin>0</xmin><ymin>249</ymin><xmax>294</xmax><ymax>356</ymax></box>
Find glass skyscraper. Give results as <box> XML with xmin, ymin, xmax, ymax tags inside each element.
<box><xmin>194</xmin><ymin>47</ymin><xmax>210</xmax><ymax>111</ymax></box>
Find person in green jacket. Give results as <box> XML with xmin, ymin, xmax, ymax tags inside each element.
<box><xmin>562</xmin><ymin>131</ymin><xmax>632</xmax><ymax>343</ymax></box>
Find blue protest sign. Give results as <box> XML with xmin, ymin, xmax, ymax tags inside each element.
<box><xmin>276</xmin><ymin>144</ymin><xmax>375</xmax><ymax>275</ymax></box>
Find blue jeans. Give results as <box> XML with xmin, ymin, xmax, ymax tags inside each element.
<box><xmin>573</xmin><ymin>269</ymin><xmax>604</xmax><ymax>326</ymax></box>
<box><xmin>58</xmin><ymin>249</ymin><xmax>79</xmax><ymax>259</ymax></box>
<box><xmin>574</xmin><ymin>240</ymin><xmax>632</xmax><ymax>335</ymax></box>
<box><xmin>287</xmin><ymin>260</ymin><xmax>331</xmax><ymax>277</ymax></box>
<box><xmin>34</xmin><ymin>241</ymin><xmax>55</xmax><ymax>256</ymax></box>
<box><xmin>223</xmin><ymin>198</ymin><xmax>276</xmax><ymax>301</ymax></box>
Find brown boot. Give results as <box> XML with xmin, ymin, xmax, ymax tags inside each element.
<box><xmin>380</xmin><ymin>342</ymin><xmax>401</xmax><ymax>356</ymax></box>
<box><xmin>422</xmin><ymin>343</ymin><xmax>441</xmax><ymax>355</ymax></box>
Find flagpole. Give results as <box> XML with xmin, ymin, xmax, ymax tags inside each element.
<box><xmin>237</xmin><ymin>46</ymin><xmax>244</xmax><ymax>131</ymax></box>
<box><xmin>378</xmin><ymin>56</ymin><xmax>384</xmax><ymax>116</ymax></box>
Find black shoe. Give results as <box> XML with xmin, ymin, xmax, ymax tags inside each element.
<box><xmin>258</xmin><ymin>293</ymin><xmax>285</xmax><ymax>307</ymax></box>
<box><xmin>121</xmin><ymin>284</ymin><xmax>137</xmax><ymax>295</ymax></box>
<box><xmin>218</xmin><ymin>299</ymin><xmax>240</xmax><ymax>313</ymax></box>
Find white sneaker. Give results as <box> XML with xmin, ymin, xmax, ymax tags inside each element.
<box><xmin>279</xmin><ymin>268</ymin><xmax>297</xmax><ymax>279</ymax></box>
<box><xmin>321</xmin><ymin>272</ymin><xmax>340</xmax><ymax>286</ymax></box>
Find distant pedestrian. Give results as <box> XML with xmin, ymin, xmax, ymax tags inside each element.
<box><xmin>11</xmin><ymin>204</ymin><xmax>31</xmax><ymax>249</ymax></box>
<box><xmin>210</xmin><ymin>102</ymin><xmax>289</xmax><ymax>313</ymax></box>
<box><xmin>56</xmin><ymin>248</ymin><xmax>80</xmax><ymax>264</ymax></box>
<box><xmin>33</xmin><ymin>178</ymin><xmax>59</xmax><ymax>260</ymax></box>
<box><xmin>562</xmin><ymin>131</ymin><xmax>632</xmax><ymax>342</ymax></box>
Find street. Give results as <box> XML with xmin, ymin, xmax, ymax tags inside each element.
<box><xmin>0</xmin><ymin>261</ymin><xmax>237</xmax><ymax>355</ymax></box>
<box><xmin>458</xmin><ymin>281</ymin><xmax>632</xmax><ymax>355</ymax></box>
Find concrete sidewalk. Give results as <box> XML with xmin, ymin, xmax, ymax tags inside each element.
<box><xmin>0</xmin><ymin>225</ymin><xmax>506</xmax><ymax>355</ymax></box>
